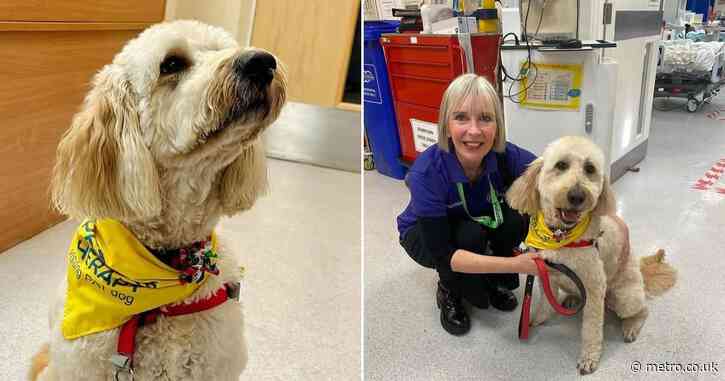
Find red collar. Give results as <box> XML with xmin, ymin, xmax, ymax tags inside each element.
<box><xmin>515</xmin><ymin>238</ymin><xmax>596</xmax><ymax>254</ymax></box>
<box><xmin>111</xmin><ymin>283</ymin><xmax>239</xmax><ymax>376</ymax></box>
<box><xmin>563</xmin><ymin>239</ymin><xmax>596</xmax><ymax>248</ymax></box>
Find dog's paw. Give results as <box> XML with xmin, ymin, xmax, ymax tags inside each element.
<box><xmin>530</xmin><ymin>313</ymin><xmax>549</xmax><ymax>327</ymax></box>
<box><xmin>562</xmin><ymin>295</ymin><xmax>582</xmax><ymax>309</ymax></box>
<box><xmin>623</xmin><ymin>321</ymin><xmax>641</xmax><ymax>343</ymax></box>
<box><xmin>622</xmin><ymin>307</ymin><xmax>648</xmax><ymax>343</ymax></box>
<box><xmin>623</xmin><ymin>333</ymin><xmax>637</xmax><ymax>343</ymax></box>
<box><xmin>577</xmin><ymin>353</ymin><xmax>600</xmax><ymax>375</ymax></box>
<box><xmin>530</xmin><ymin>304</ymin><xmax>554</xmax><ymax>326</ymax></box>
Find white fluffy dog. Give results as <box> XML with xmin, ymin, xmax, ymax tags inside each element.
<box><xmin>506</xmin><ymin>136</ymin><xmax>676</xmax><ymax>375</ymax></box>
<box><xmin>30</xmin><ymin>20</ymin><xmax>286</xmax><ymax>380</ymax></box>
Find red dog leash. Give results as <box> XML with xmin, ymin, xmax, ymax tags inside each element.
<box><xmin>516</xmin><ymin>244</ymin><xmax>590</xmax><ymax>340</ymax></box>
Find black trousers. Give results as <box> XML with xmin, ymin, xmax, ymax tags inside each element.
<box><xmin>401</xmin><ymin>201</ymin><xmax>528</xmax><ymax>303</ymax></box>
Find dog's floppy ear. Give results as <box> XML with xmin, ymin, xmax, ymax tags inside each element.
<box><xmin>505</xmin><ymin>158</ymin><xmax>543</xmax><ymax>215</ymax></box>
<box><xmin>592</xmin><ymin>175</ymin><xmax>616</xmax><ymax>216</ymax></box>
<box><xmin>219</xmin><ymin>139</ymin><xmax>268</xmax><ymax>215</ymax></box>
<box><xmin>51</xmin><ymin>66</ymin><xmax>161</xmax><ymax>220</ymax></box>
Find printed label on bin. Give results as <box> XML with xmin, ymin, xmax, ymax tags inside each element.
<box><xmin>363</xmin><ymin>64</ymin><xmax>383</xmax><ymax>104</ymax></box>
<box><xmin>411</xmin><ymin>119</ymin><xmax>439</xmax><ymax>152</ymax></box>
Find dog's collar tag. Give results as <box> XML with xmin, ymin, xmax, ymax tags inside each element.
<box><xmin>456</xmin><ymin>175</ymin><xmax>503</xmax><ymax>229</ymax></box>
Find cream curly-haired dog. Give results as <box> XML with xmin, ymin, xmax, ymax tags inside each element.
<box><xmin>29</xmin><ymin>20</ymin><xmax>286</xmax><ymax>380</ymax></box>
<box><xmin>506</xmin><ymin>136</ymin><xmax>676</xmax><ymax>375</ymax></box>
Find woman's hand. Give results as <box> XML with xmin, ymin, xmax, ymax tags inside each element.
<box><xmin>511</xmin><ymin>252</ymin><xmax>540</xmax><ymax>275</ymax></box>
<box><xmin>450</xmin><ymin>249</ymin><xmax>541</xmax><ymax>275</ymax></box>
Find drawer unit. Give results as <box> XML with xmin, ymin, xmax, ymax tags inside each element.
<box><xmin>381</xmin><ymin>33</ymin><xmax>500</xmax><ymax>163</ymax></box>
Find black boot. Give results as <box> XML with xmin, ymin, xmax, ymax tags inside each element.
<box><xmin>489</xmin><ymin>285</ymin><xmax>518</xmax><ymax>311</ymax></box>
<box><xmin>436</xmin><ymin>282</ymin><xmax>470</xmax><ymax>335</ymax></box>
<box><xmin>462</xmin><ymin>275</ymin><xmax>489</xmax><ymax>309</ymax></box>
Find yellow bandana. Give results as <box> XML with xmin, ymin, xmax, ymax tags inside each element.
<box><xmin>524</xmin><ymin>211</ymin><xmax>591</xmax><ymax>250</ymax></box>
<box><xmin>62</xmin><ymin>219</ymin><xmax>216</xmax><ymax>340</ymax></box>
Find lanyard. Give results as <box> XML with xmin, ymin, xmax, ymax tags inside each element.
<box><xmin>455</xmin><ymin>175</ymin><xmax>503</xmax><ymax>229</ymax></box>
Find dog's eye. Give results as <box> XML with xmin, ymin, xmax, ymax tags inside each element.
<box><xmin>585</xmin><ymin>163</ymin><xmax>597</xmax><ymax>175</ymax></box>
<box><xmin>160</xmin><ymin>55</ymin><xmax>189</xmax><ymax>75</ymax></box>
<box><xmin>555</xmin><ymin>161</ymin><xmax>569</xmax><ymax>171</ymax></box>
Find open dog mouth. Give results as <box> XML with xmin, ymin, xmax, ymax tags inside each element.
<box><xmin>558</xmin><ymin>208</ymin><xmax>582</xmax><ymax>225</ymax></box>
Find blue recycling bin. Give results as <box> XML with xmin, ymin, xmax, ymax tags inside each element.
<box><xmin>364</xmin><ymin>21</ymin><xmax>407</xmax><ymax>180</ymax></box>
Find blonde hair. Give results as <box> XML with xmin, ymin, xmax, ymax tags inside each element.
<box><xmin>437</xmin><ymin>73</ymin><xmax>506</xmax><ymax>153</ymax></box>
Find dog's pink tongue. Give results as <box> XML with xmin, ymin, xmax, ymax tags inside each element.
<box><xmin>562</xmin><ymin>210</ymin><xmax>580</xmax><ymax>223</ymax></box>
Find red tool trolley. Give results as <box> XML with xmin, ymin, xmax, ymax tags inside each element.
<box><xmin>380</xmin><ymin>33</ymin><xmax>500</xmax><ymax>164</ymax></box>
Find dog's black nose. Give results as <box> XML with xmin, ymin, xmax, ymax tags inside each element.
<box><xmin>567</xmin><ymin>189</ymin><xmax>586</xmax><ymax>207</ymax></box>
<box><xmin>234</xmin><ymin>51</ymin><xmax>276</xmax><ymax>85</ymax></box>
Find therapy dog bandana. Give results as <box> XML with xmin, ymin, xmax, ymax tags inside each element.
<box><xmin>524</xmin><ymin>211</ymin><xmax>592</xmax><ymax>250</ymax></box>
<box><xmin>62</xmin><ymin>219</ymin><xmax>217</xmax><ymax>339</ymax></box>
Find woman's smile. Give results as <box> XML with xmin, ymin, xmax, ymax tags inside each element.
<box><xmin>462</xmin><ymin>141</ymin><xmax>484</xmax><ymax>149</ymax></box>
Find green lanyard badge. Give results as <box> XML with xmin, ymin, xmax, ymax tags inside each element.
<box><xmin>456</xmin><ymin>176</ymin><xmax>504</xmax><ymax>229</ymax></box>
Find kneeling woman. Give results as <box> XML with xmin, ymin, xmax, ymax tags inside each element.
<box><xmin>397</xmin><ymin>74</ymin><xmax>540</xmax><ymax>335</ymax></box>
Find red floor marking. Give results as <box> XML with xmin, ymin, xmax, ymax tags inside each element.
<box><xmin>695</xmin><ymin>179</ymin><xmax>715</xmax><ymax>187</ymax></box>
<box><xmin>705</xmin><ymin>172</ymin><xmax>721</xmax><ymax>179</ymax></box>
<box><xmin>708</xmin><ymin>107</ymin><xmax>725</xmax><ymax>119</ymax></box>
<box><xmin>692</xmin><ymin>159</ymin><xmax>725</xmax><ymax>195</ymax></box>
<box><xmin>705</xmin><ymin>110</ymin><xmax>725</xmax><ymax>119</ymax></box>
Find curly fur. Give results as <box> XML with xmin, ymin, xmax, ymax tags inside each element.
<box><xmin>33</xmin><ymin>20</ymin><xmax>286</xmax><ymax>380</ymax></box>
<box><xmin>640</xmin><ymin>249</ymin><xmax>677</xmax><ymax>297</ymax></box>
<box><xmin>506</xmin><ymin>136</ymin><xmax>677</xmax><ymax>375</ymax></box>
